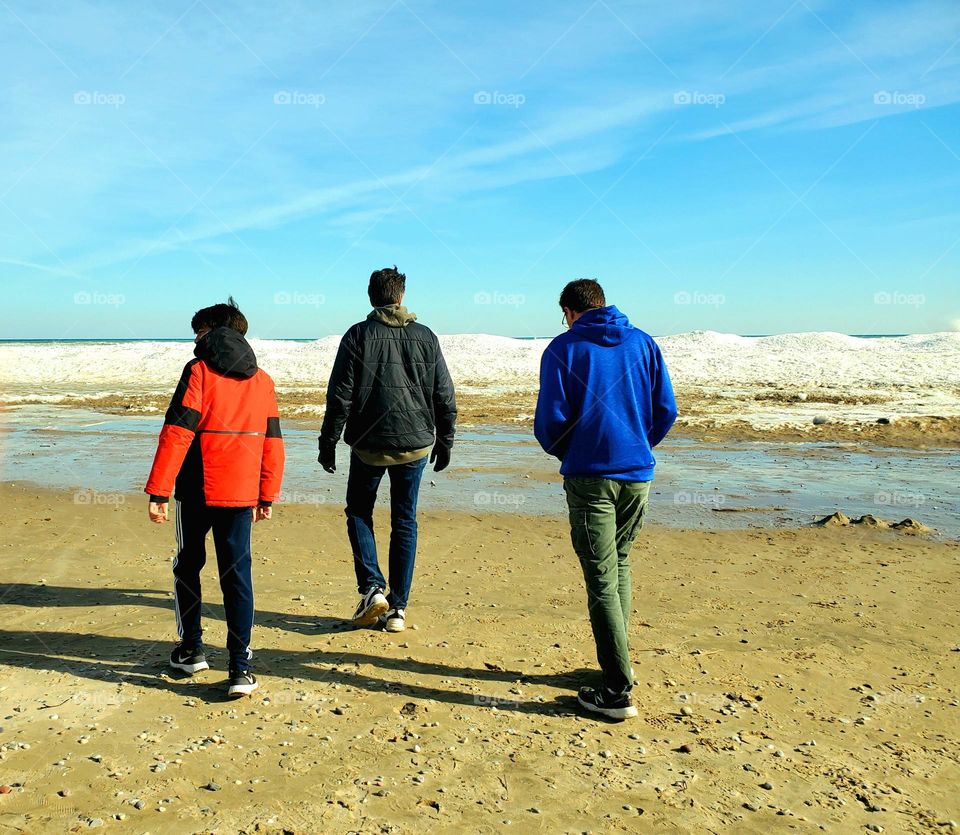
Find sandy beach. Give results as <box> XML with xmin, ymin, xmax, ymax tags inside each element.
<box><xmin>1</xmin><ymin>482</ymin><xmax>957</xmax><ymax>833</ymax></box>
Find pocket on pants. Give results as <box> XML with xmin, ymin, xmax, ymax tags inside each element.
<box><xmin>569</xmin><ymin>509</ymin><xmax>597</xmax><ymax>558</ymax></box>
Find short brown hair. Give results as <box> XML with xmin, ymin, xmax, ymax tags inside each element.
<box><xmin>191</xmin><ymin>296</ymin><xmax>248</xmax><ymax>335</ymax></box>
<box><xmin>559</xmin><ymin>279</ymin><xmax>605</xmax><ymax>313</ymax></box>
<box><xmin>368</xmin><ymin>266</ymin><xmax>406</xmax><ymax>307</ymax></box>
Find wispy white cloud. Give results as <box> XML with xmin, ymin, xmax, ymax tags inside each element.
<box><xmin>0</xmin><ymin>0</ymin><xmax>958</xmax><ymax>279</ymax></box>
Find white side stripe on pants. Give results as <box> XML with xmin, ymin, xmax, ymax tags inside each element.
<box><xmin>173</xmin><ymin>499</ymin><xmax>183</xmax><ymax>639</ymax></box>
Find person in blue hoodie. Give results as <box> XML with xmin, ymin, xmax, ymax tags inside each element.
<box><xmin>535</xmin><ymin>279</ymin><xmax>677</xmax><ymax>721</ymax></box>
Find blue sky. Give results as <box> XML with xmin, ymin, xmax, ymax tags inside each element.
<box><xmin>1</xmin><ymin>0</ymin><xmax>958</xmax><ymax>338</ymax></box>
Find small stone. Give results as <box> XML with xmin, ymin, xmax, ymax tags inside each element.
<box><xmin>0</xmin><ymin>786</ymin><xmax>11</xmax><ymax>794</ymax></box>
<box><xmin>58</xmin><ymin>788</ymin><xmax>72</xmax><ymax>797</ymax></box>
<box><xmin>680</xmin><ymin>706</ymin><xmax>693</xmax><ymax>717</ymax></box>
<box><xmin>744</xmin><ymin>802</ymin><xmax>759</xmax><ymax>812</ymax></box>
<box><xmin>529</xmin><ymin>807</ymin><xmax>541</xmax><ymax>814</ymax></box>
<box><xmin>760</xmin><ymin>782</ymin><xmax>773</xmax><ymax>790</ymax></box>
<box><xmin>204</xmin><ymin>782</ymin><xmax>221</xmax><ymax>792</ymax></box>
<box><xmin>88</xmin><ymin>819</ymin><xmax>104</xmax><ymax>828</ymax></box>
<box><xmin>133</xmin><ymin>800</ymin><xmax>145</xmax><ymax>810</ymax></box>
<box><xmin>866</xmin><ymin>825</ymin><xmax>883</xmax><ymax>833</ymax></box>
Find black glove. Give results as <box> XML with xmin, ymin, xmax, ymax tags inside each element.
<box><xmin>430</xmin><ymin>443</ymin><xmax>451</xmax><ymax>472</ymax></box>
<box><xmin>319</xmin><ymin>441</ymin><xmax>337</xmax><ymax>474</ymax></box>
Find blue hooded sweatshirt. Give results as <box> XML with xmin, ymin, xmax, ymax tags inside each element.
<box><xmin>534</xmin><ymin>305</ymin><xmax>678</xmax><ymax>481</ymax></box>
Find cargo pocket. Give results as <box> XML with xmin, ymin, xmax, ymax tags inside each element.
<box><xmin>569</xmin><ymin>508</ymin><xmax>597</xmax><ymax>559</ymax></box>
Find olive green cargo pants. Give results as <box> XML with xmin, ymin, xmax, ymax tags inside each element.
<box><xmin>564</xmin><ymin>476</ymin><xmax>651</xmax><ymax>695</ymax></box>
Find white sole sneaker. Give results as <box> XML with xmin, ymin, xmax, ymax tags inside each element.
<box><xmin>384</xmin><ymin>616</ymin><xmax>405</xmax><ymax>633</ymax></box>
<box><xmin>353</xmin><ymin>591</ymin><xmax>389</xmax><ymax>626</ymax></box>
<box><xmin>227</xmin><ymin>674</ymin><xmax>259</xmax><ymax>698</ymax></box>
<box><xmin>171</xmin><ymin>659</ymin><xmax>210</xmax><ymax>674</ymax></box>
<box><xmin>577</xmin><ymin>691</ymin><xmax>638</xmax><ymax>720</ymax></box>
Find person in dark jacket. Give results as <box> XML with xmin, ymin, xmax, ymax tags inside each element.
<box><xmin>535</xmin><ymin>279</ymin><xmax>677</xmax><ymax>721</ymax></box>
<box><xmin>319</xmin><ymin>267</ymin><xmax>457</xmax><ymax>632</ymax></box>
<box><xmin>146</xmin><ymin>297</ymin><xmax>285</xmax><ymax>697</ymax></box>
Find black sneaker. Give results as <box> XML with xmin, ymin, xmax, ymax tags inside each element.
<box><xmin>227</xmin><ymin>669</ymin><xmax>258</xmax><ymax>697</ymax></box>
<box><xmin>169</xmin><ymin>644</ymin><xmax>209</xmax><ymax>675</ymax></box>
<box><xmin>577</xmin><ymin>686</ymin><xmax>638</xmax><ymax>720</ymax></box>
<box><xmin>352</xmin><ymin>587</ymin><xmax>389</xmax><ymax>626</ymax></box>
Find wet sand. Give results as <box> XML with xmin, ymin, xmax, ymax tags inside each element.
<box><xmin>5</xmin><ymin>390</ymin><xmax>959</xmax><ymax>449</ymax></box>
<box><xmin>0</xmin><ymin>483</ymin><xmax>958</xmax><ymax>833</ymax></box>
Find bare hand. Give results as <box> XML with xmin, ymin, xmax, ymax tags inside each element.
<box><xmin>254</xmin><ymin>505</ymin><xmax>273</xmax><ymax>523</ymax></box>
<box><xmin>148</xmin><ymin>501</ymin><xmax>168</xmax><ymax>523</ymax></box>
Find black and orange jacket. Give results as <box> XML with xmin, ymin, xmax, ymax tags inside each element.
<box><xmin>145</xmin><ymin>327</ymin><xmax>285</xmax><ymax>507</ymax></box>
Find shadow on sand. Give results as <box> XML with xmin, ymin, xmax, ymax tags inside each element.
<box><xmin>1</xmin><ymin>583</ymin><xmax>594</xmax><ymax>717</ymax></box>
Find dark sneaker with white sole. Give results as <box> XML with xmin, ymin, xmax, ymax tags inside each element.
<box><xmin>577</xmin><ymin>686</ymin><xmax>638</xmax><ymax>720</ymax></box>
<box><xmin>169</xmin><ymin>644</ymin><xmax>209</xmax><ymax>675</ymax></box>
<box><xmin>352</xmin><ymin>588</ymin><xmax>389</xmax><ymax>626</ymax></box>
<box><xmin>227</xmin><ymin>669</ymin><xmax>258</xmax><ymax>697</ymax></box>
<box><xmin>380</xmin><ymin>608</ymin><xmax>406</xmax><ymax>633</ymax></box>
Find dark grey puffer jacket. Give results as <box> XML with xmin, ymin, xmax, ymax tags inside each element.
<box><xmin>319</xmin><ymin>307</ymin><xmax>457</xmax><ymax>453</ymax></box>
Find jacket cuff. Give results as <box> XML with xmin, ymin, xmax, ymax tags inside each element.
<box><xmin>258</xmin><ymin>500</ymin><xmax>273</xmax><ymax>507</ymax></box>
<box><xmin>149</xmin><ymin>494</ymin><xmax>169</xmax><ymax>503</ymax></box>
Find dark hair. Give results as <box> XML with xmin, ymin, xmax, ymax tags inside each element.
<box><xmin>559</xmin><ymin>279</ymin><xmax>605</xmax><ymax>313</ymax></box>
<box><xmin>191</xmin><ymin>296</ymin><xmax>248</xmax><ymax>335</ymax></box>
<box><xmin>368</xmin><ymin>266</ymin><xmax>406</xmax><ymax>307</ymax></box>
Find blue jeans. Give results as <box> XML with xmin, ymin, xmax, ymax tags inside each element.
<box><xmin>173</xmin><ymin>501</ymin><xmax>254</xmax><ymax>671</ymax></box>
<box><xmin>345</xmin><ymin>451</ymin><xmax>428</xmax><ymax>610</ymax></box>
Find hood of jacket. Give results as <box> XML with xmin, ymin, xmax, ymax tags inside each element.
<box><xmin>367</xmin><ymin>304</ymin><xmax>417</xmax><ymax>328</ymax></box>
<box><xmin>570</xmin><ymin>305</ymin><xmax>635</xmax><ymax>347</ymax></box>
<box><xmin>194</xmin><ymin>326</ymin><xmax>258</xmax><ymax>378</ymax></box>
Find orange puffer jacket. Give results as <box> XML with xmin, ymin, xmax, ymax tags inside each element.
<box><xmin>145</xmin><ymin>327</ymin><xmax>285</xmax><ymax>507</ymax></box>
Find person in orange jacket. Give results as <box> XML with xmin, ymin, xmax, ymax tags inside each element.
<box><xmin>145</xmin><ymin>298</ymin><xmax>284</xmax><ymax>697</ymax></box>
